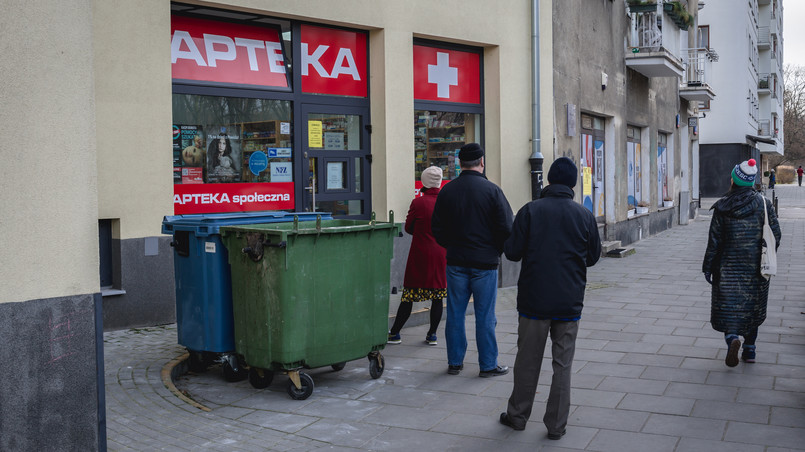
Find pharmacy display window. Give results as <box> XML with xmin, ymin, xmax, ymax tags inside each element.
<box><xmin>413</xmin><ymin>40</ymin><xmax>483</xmax><ymax>192</ymax></box>
<box><xmin>171</xmin><ymin>5</ymin><xmax>371</xmax><ymax>217</ymax></box>
<box><xmin>172</xmin><ymin>94</ymin><xmax>294</xmax><ymax>213</ymax></box>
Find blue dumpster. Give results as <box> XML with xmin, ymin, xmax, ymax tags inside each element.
<box><xmin>161</xmin><ymin>211</ymin><xmax>331</xmax><ymax>380</ymax></box>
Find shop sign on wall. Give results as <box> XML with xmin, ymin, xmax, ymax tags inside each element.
<box><xmin>301</xmin><ymin>25</ymin><xmax>367</xmax><ymax>97</ymax></box>
<box><xmin>173</xmin><ymin>182</ymin><xmax>294</xmax><ymax>214</ymax></box>
<box><xmin>171</xmin><ymin>16</ymin><xmax>289</xmax><ymax>89</ymax></box>
<box><xmin>413</xmin><ymin>45</ymin><xmax>480</xmax><ymax>104</ymax></box>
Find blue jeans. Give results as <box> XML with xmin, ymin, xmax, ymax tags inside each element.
<box><xmin>445</xmin><ymin>265</ymin><xmax>500</xmax><ymax>371</ymax></box>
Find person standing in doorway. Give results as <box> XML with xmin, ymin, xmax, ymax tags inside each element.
<box><xmin>798</xmin><ymin>165</ymin><xmax>803</xmax><ymax>186</ymax></box>
<box><xmin>703</xmin><ymin>159</ymin><xmax>781</xmax><ymax>366</ymax></box>
<box><xmin>431</xmin><ymin>143</ymin><xmax>513</xmax><ymax>377</ymax></box>
<box><xmin>498</xmin><ymin>157</ymin><xmax>601</xmax><ymax>440</ymax></box>
<box><xmin>768</xmin><ymin>169</ymin><xmax>775</xmax><ymax>190</ymax></box>
<box><xmin>388</xmin><ymin>166</ymin><xmax>446</xmax><ymax>346</ymax></box>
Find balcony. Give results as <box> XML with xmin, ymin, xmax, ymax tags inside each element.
<box><xmin>625</xmin><ymin>9</ymin><xmax>685</xmax><ymax>78</ymax></box>
<box><xmin>758</xmin><ymin>73</ymin><xmax>771</xmax><ymax>95</ymax></box>
<box><xmin>680</xmin><ymin>48</ymin><xmax>716</xmax><ymax>102</ymax></box>
<box><xmin>758</xmin><ymin>119</ymin><xmax>778</xmax><ymax>139</ymax></box>
<box><xmin>757</xmin><ymin>27</ymin><xmax>770</xmax><ymax>49</ymax></box>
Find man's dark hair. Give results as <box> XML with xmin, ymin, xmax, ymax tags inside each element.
<box><xmin>460</xmin><ymin>157</ymin><xmax>482</xmax><ymax>169</ymax></box>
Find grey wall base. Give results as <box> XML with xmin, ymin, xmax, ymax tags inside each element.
<box><xmin>610</xmin><ymin>207</ymin><xmax>676</xmax><ymax>247</ymax></box>
<box><xmin>0</xmin><ymin>294</ymin><xmax>105</xmax><ymax>451</ymax></box>
<box><xmin>103</xmin><ymin>236</ymin><xmax>175</xmax><ymax>331</ymax></box>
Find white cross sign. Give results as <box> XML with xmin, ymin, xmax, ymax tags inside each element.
<box><xmin>428</xmin><ymin>52</ymin><xmax>458</xmax><ymax>98</ymax></box>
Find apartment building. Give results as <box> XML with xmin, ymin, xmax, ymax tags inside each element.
<box><xmin>552</xmin><ymin>0</ymin><xmax>712</xmax><ymax>246</ymax></box>
<box><xmin>698</xmin><ymin>0</ymin><xmax>784</xmax><ymax>196</ymax></box>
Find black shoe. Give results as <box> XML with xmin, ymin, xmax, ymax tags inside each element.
<box><xmin>447</xmin><ymin>364</ymin><xmax>463</xmax><ymax>375</ymax></box>
<box><xmin>479</xmin><ymin>365</ymin><xmax>509</xmax><ymax>378</ymax></box>
<box><xmin>499</xmin><ymin>413</ymin><xmax>525</xmax><ymax>431</ymax></box>
<box><xmin>547</xmin><ymin>430</ymin><xmax>566</xmax><ymax>440</ymax></box>
<box><xmin>725</xmin><ymin>338</ymin><xmax>741</xmax><ymax>367</ymax></box>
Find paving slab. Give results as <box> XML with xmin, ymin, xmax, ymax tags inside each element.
<box><xmin>104</xmin><ymin>184</ymin><xmax>805</xmax><ymax>450</ymax></box>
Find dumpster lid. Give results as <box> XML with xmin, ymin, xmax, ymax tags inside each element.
<box><xmin>162</xmin><ymin>211</ymin><xmax>332</xmax><ymax>236</ymax></box>
<box><xmin>220</xmin><ymin>212</ymin><xmax>400</xmax><ymax>238</ymax></box>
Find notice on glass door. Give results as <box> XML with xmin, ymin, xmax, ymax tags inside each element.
<box><xmin>327</xmin><ymin>161</ymin><xmax>344</xmax><ymax>189</ymax></box>
<box><xmin>308</xmin><ymin>120</ymin><xmax>323</xmax><ymax>148</ymax></box>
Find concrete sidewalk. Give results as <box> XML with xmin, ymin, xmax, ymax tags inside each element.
<box><xmin>105</xmin><ymin>185</ymin><xmax>805</xmax><ymax>451</ymax></box>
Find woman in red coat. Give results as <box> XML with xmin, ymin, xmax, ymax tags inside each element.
<box><xmin>388</xmin><ymin>166</ymin><xmax>447</xmax><ymax>345</ymax></box>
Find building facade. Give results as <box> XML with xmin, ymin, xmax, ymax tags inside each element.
<box><xmin>698</xmin><ymin>0</ymin><xmax>784</xmax><ymax>196</ymax></box>
<box><xmin>552</xmin><ymin>0</ymin><xmax>710</xmax><ymax>246</ymax></box>
<box><xmin>1</xmin><ymin>1</ymin><xmax>549</xmax><ymax>449</ymax></box>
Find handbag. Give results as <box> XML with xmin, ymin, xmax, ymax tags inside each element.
<box><xmin>760</xmin><ymin>197</ymin><xmax>777</xmax><ymax>280</ymax></box>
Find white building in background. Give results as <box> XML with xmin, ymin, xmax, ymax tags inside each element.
<box><xmin>697</xmin><ymin>0</ymin><xmax>784</xmax><ymax>196</ymax></box>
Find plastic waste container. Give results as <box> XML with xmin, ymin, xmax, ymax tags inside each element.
<box><xmin>220</xmin><ymin>212</ymin><xmax>400</xmax><ymax>399</ymax></box>
<box><xmin>161</xmin><ymin>211</ymin><xmax>331</xmax><ymax>381</ymax></box>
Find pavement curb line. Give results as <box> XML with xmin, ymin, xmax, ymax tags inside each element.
<box><xmin>161</xmin><ymin>352</ymin><xmax>212</xmax><ymax>412</ymax></box>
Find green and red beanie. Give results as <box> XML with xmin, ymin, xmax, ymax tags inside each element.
<box><xmin>732</xmin><ymin>158</ymin><xmax>757</xmax><ymax>187</ymax></box>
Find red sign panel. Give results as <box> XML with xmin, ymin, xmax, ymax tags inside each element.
<box><xmin>171</xmin><ymin>16</ymin><xmax>289</xmax><ymax>89</ymax></box>
<box><xmin>301</xmin><ymin>25</ymin><xmax>367</xmax><ymax>97</ymax></box>
<box><xmin>173</xmin><ymin>182</ymin><xmax>294</xmax><ymax>214</ymax></box>
<box><xmin>413</xmin><ymin>45</ymin><xmax>480</xmax><ymax>104</ymax></box>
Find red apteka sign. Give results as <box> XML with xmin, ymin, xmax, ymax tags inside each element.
<box><xmin>173</xmin><ymin>182</ymin><xmax>294</xmax><ymax>214</ymax></box>
<box><xmin>171</xmin><ymin>16</ymin><xmax>289</xmax><ymax>89</ymax></box>
<box><xmin>413</xmin><ymin>45</ymin><xmax>480</xmax><ymax>104</ymax></box>
<box><xmin>301</xmin><ymin>25</ymin><xmax>367</xmax><ymax>97</ymax></box>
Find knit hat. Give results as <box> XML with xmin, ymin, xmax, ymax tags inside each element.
<box><xmin>731</xmin><ymin>158</ymin><xmax>758</xmax><ymax>187</ymax></box>
<box><xmin>421</xmin><ymin>166</ymin><xmax>443</xmax><ymax>189</ymax></box>
<box><xmin>458</xmin><ymin>143</ymin><xmax>484</xmax><ymax>161</ymax></box>
<box><xmin>547</xmin><ymin>157</ymin><xmax>578</xmax><ymax>188</ymax></box>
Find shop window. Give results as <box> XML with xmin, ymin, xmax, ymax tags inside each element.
<box><xmin>658</xmin><ymin>133</ymin><xmax>669</xmax><ymax>204</ymax></box>
<box><xmin>626</xmin><ymin>126</ymin><xmax>642</xmax><ymax>209</ymax></box>
<box><xmin>412</xmin><ymin>40</ymin><xmax>483</xmax><ymax>191</ymax></box>
<box><xmin>172</xmin><ymin>94</ymin><xmax>294</xmax><ymax>213</ymax></box>
<box><xmin>414</xmin><ymin>111</ymin><xmax>480</xmax><ymax>182</ymax></box>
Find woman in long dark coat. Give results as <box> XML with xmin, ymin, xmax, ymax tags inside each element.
<box><xmin>388</xmin><ymin>166</ymin><xmax>447</xmax><ymax>345</ymax></box>
<box><xmin>703</xmin><ymin>159</ymin><xmax>781</xmax><ymax>367</ymax></box>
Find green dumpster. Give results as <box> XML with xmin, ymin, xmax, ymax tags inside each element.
<box><xmin>220</xmin><ymin>213</ymin><xmax>400</xmax><ymax>400</ymax></box>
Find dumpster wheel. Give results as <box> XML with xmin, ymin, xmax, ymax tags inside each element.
<box><xmin>287</xmin><ymin>371</ymin><xmax>314</xmax><ymax>400</ymax></box>
<box><xmin>368</xmin><ymin>352</ymin><xmax>384</xmax><ymax>379</ymax></box>
<box><xmin>248</xmin><ymin>367</ymin><xmax>274</xmax><ymax>389</ymax></box>
<box><xmin>331</xmin><ymin>362</ymin><xmax>347</xmax><ymax>372</ymax></box>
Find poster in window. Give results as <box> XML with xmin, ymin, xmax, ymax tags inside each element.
<box><xmin>324</xmin><ymin>132</ymin><xmax>345</xmax><ymax>150</ymax></box>
<box><xmin>206</xmin><ymin>127</ymin><xmax>242</xmax><ymax>183</ymax></box>
<box><xmin>327</xmin><ymin>161</ymin><xmax>345</xmax><ymax>189</ymax></box>
<box><xmin>174</xmin><ymin>125</ymin><xmax>205</xmax><ymax>167</ymax></box>
<box><xmin>271</xmin><ymin>162</ymin><xmax>293</xmax><ymax>182</ymax></box>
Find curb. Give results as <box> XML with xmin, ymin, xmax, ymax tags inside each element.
<box><xmin>160</xmin><ymin>352</ymin><xmax>212</xmax><ymax>412</ymax></box>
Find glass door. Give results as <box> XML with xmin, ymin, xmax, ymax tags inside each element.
<box><xmin>301</xmin><ymin>104</ymin><xmax>371</xmax><ymax>219</ymax></box>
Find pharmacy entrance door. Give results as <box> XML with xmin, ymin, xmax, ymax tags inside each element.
<box><xmin>300</xmin><ymin>104</ymin><xmax>371</xmax><ymax>219</ymax></box>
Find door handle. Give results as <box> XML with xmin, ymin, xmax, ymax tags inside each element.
<box><xmin>305</xmin><ymin>177</ymin><xmax>316</xmax><ymax>211</ymax></box>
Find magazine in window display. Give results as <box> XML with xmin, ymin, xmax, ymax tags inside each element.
<box><xmin>172</xmin><ymin>124</ymin><xmax>205</xmax><ymax>184</ymax></box>
<box><xmin>206</xmin><ymin>127</ymin><xmax>242</xmax><ymax>183</ymax></box>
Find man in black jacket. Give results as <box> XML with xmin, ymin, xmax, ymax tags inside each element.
<box><xmin>498</xmin><ymin>157</ymin><xmax>601</xmax><ymax>440</ymax></box>
<box><xmin>431</xmin><ymin>143</ymin><xmax>513</xmax><ymax>377</ymax></box>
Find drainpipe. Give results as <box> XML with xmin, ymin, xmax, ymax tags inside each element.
<box><xmin>529</xmin><ymin>0</ymin><xmax>544</xmax><ymax>200</ymax></box>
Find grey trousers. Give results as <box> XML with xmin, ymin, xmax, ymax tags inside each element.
<box><xmin>505</xmin><ymin>317</ymin><xmax>579</xmax><ymax>434</ymax></box>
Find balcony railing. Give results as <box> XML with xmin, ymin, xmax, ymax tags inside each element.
<box><xmin>625</xmin><ymin>7</ymin><xmax>684</xmax><ymax>78</ymax></box>
<box><xmin>758</xmin><ymin>73</ymin><xmax>770</xmax><ymax>92</ymax></box>
<box><xmin>680</xmin><ymin>48</ymin><xmax>717</xmax><ymax>101</ymax></box>
<box><xmin>757</xmin><ymin>27</ymin><xmax>770</xmax><ymax>49</ymax></box>
<box><xmin>758</xmin><ymin>119</ymin><xmax>771</xmax><ymax>137</ymax></box>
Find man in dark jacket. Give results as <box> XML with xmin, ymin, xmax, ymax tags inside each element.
<box><xmin>431</xmin><ymin>143</ymin><xmax>513</xmax><ymax>377</ymax></box>
<box><xmin>499</xmin><ymin>157</ymin><xmax>600</xmax><ymax>440</ymax></box>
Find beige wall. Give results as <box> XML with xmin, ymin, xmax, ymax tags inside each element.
<box><xmin>0</xmin><ymin>1</ymin><xmax>100</xmax><ymax>303</ymax></box>
<box><xmin>112</xmin><ymin>0</ymin><xmax>551</xmax><ymax>223</ymax></box>
<box><xmin>94</xmin><ymin>0</ymin><xmax>174</xmax><ymax>239</ymax></box>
